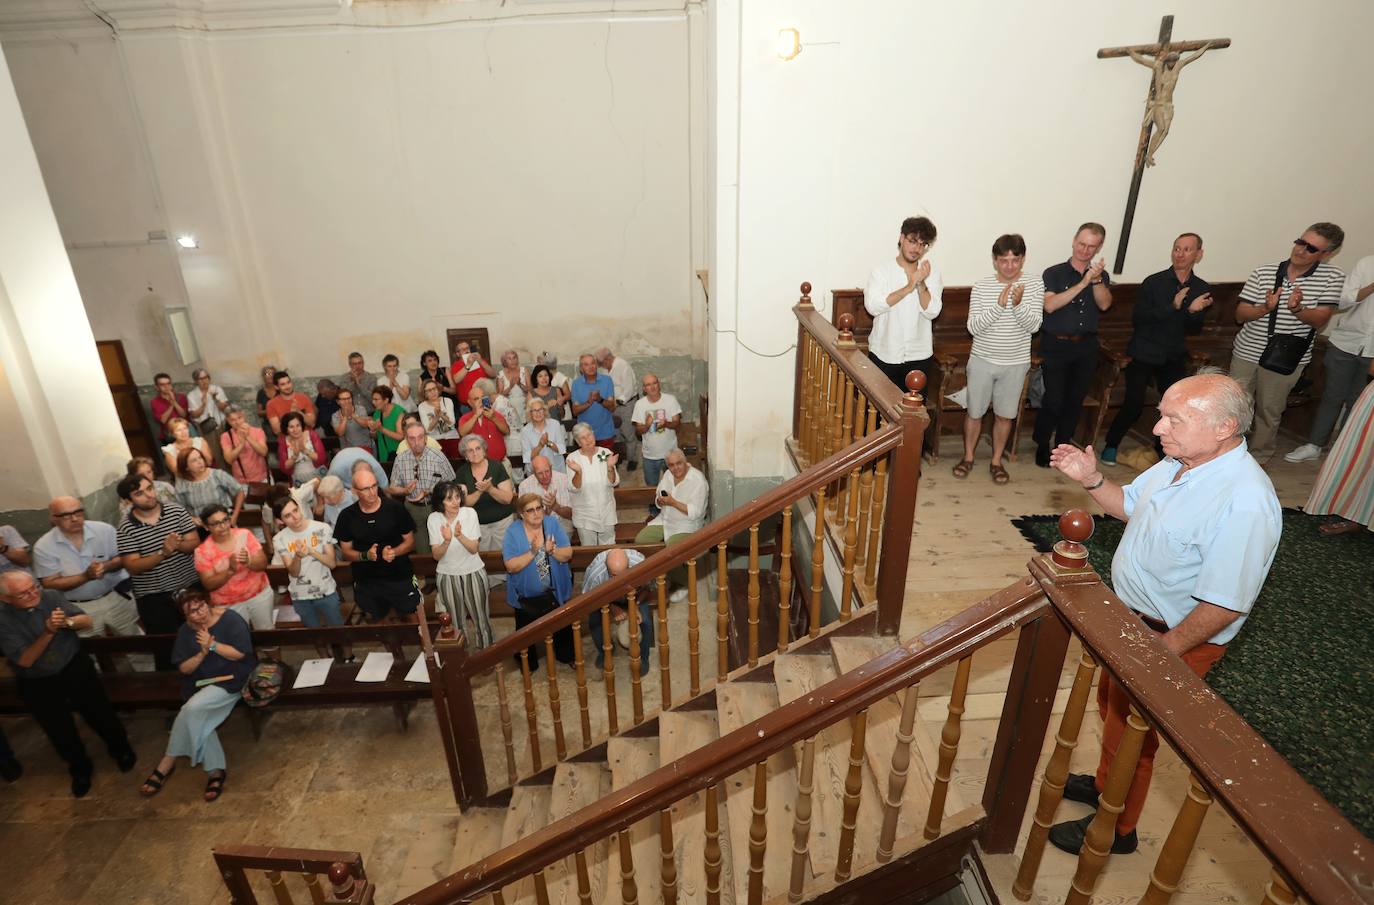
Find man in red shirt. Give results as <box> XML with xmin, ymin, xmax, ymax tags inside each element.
<box><xmin>149</xmin><ymin>373</ymin><xmax>190</xmax><ymax>441</ymax></box>
<box><xmin>449</xmin><ymin>340</ymin><xmax>496</xmax><ymax>412</ymax></box>
<box><xmin>264</xmin><ymin>371</ymin><xmax>317</xmax><ymax>435</ymax></box>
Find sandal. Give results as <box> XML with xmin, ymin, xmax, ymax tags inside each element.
<box><xmin>952</xmin><ymin>460</ymin><xmax>974</xmax><ymax>479</ymax></box>
<box><xmin>1318</xmin><ymin>518</ymin><xmax>1363</xmax><ymax>536</ymax></box>
<box><xmin>204</xmin><ymin>769</ymin><xmax>227</xmax><ymax>803</ymax></box>
<box><xmin>990</xmin><ymin>463</ymin><xmax>1010</xmax><ymax>485</ymax></box>
<box><xmin>139</xmin><ymin>765</ymin><xmax>175</xmax><ymax>797</ymax></box>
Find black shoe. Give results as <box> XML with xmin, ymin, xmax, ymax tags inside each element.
<box><xmin>1063</xmin><ymin>773</ymin><xmax>1100</xmax><ymax>807</ymax></box>
<box><xmin>0</xmin><ymin>757</ymin><xmax>21</xmax><ymax>783</ymax></box>
<box><xmin>1047</xmin><ymin>814</ymin><xmax>1138</xmax><ymax>856</ymax></box>
<box><xmin>115</xmin><ymin>750</ymin><xmax>138</xmax><ymax>773</ymax></box>
<box><xmin>71</xmin><ymin>774</ymin><xmax>92</xmax><ymax>798</ymax></box>
<box><xmin>1035</xmin><ymin>446</ymin><xmax>1051</xmax><ymax>468</ymax></box>
<box><xmin>627</xmin><ymin>460</ymin><xmax>638</xmax><ymax>472</ymax></box>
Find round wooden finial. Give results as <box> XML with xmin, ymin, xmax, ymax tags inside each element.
<box><xmin>835</xmin><ymin>312</ymin><xmax>856</xmax><ymax>349</ymax></box>
<box><xmin>798</xmin><ymin>281</ymin><xmax>814</xmax><ymax>309</ymax></box>
<box><xmin>329</xmin><ymin>863</ymin><xmax>356</xmax><ymax>896</ymax></box>
<box><xmin>1051</xmin><ymin>509</ymin><xmax>1094</xmax><ymax>571</ymax></box>
<box><xmin>437</xmin><ymin>611</ymin><xmax>456</xmax><ymax>639</ymax></box>
<box><xmin>837</xmin><ymin>312</ymin><xmax>854</xmax><ymax>331</ymax></box>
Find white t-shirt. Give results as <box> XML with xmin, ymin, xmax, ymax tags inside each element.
<box><xmin>427</xmin><ymin>509</ymin><xmax>485</xmax><ymax>576</ymax></box>
<box><xmin>379</xmin><ymin>371</ymin><xmax>417</xmax><ymax>413</ymax></box>
<box><xmin>632</xmin><ymin>393</ymin><xmax>683</xmax><ymax>461</ymax></box>
<box><xmin>271</xmin><ymin>521</ymin><xmax>338</xmax><ymax>601</ymax></box>
<box><xmin>864</xmin><ymin>258</ymin><xmax>945</xmax><ymax>363</ymax></box>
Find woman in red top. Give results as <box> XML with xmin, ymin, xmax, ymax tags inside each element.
<box><xmin>193</xmin><ymin>504</ymin><xmax>274</xmax><ymax>630</ymax></box>
<box><xmin>459</xmin><ymin>382</ymin><xmax>510</xmax><ymax>462</ymax></box>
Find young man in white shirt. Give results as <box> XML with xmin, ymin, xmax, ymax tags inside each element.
<box><xmin>864</xmin><ymin>216</ymin><xmax>943</xmax><ymax>458</ymax></box>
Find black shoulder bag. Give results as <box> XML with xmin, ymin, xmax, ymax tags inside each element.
<box><xmin>1258</xmin><ymin>266</ymin><xmax>1315</xmax><ymax>376</ymax></box>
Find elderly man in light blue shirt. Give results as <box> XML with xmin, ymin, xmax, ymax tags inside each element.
<box><xmin>1046</xmin><ymin>370</ymin><xmax>1281</xmax><ymax>857</ymax></box>
<box><xmin>32</xmin><ymin>497</ymin><xmax>142</xmax><ymax>637</ymax></box>
<box><xmin>582</xmin><ymin>547</ymin><xmax>652</xmax><ymax>678</ymax></box>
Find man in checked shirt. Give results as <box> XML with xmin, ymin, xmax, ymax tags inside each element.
<box><xmin>387</xmin><ymin>422</ymin><xmax>455</xmax><ymax>554</ymax></box>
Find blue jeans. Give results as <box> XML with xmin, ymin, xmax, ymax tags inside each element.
<box><xmin>292</xmin><ymin>592</ymin><xmax>344</xmax><ymax>627</ymax></box>
<box><xmin>642</xmin><ymin>457</ymin><xmax>667</xmax><ymax>518</ymax></box>
<box><xmin>587</xmin><ymin>598</ymin><xmax>654</xmax><ymax>673</ymax></box>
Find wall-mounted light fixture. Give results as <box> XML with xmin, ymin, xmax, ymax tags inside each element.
<box><xmin>776</xmin><ymin>27</ymin><xmax>801</xmax><ymax>61</ymax></box>
<box><xmin>175</xmin><ymin>235</ymin><xmax>199</xmax><ymax>249</ymax></box>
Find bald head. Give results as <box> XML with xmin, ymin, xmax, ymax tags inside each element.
<box><xmin>49</xmin><ymin>496</ymin><xmax>80</xmax><ymax>517</ymax></box>
<box><xmin>531</xmin><ymin>455</ymin><xmax>554</xmax><ymax>484</ymax></box>
<box><xmin>48</xmin><ymin>496</ymin><xmax>86</xmax><ymax>532</ymax></box>
<box><xmin>605</xmin><ymin>548</ymin><xmax>630</xmax><ymax>575</ymax></box>
<box><xmin>0</xmin><ymin>570</ymin><xmax>39</xmax><ymax>599</ymax></box>
<box><xmin>1167</xmin><ymin>371</ymin><xmax>1253</xmax><ymax>438</ymax></box>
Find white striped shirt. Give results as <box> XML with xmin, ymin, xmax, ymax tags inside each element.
<box><xmin>1232</xmin><ymin>261</ymin><xmax>1345</xmax><ymax>368</ymax></box>
<box><xmin>967</xmin><ymin>276</ymin><xmax>1046</xmax><ymax>365</ymax></box>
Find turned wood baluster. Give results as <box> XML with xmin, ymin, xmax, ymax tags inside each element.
<box><xmin>924</xmin><ymin>655</ymin><xmax>972</xmax><ymax>840</ymax></box>
<box><xmin>1258</xmin><ymin>869</ymin><xmax>1297</xmax><ymax>905</ymax></box>
<box><xmin>877</xmin><ymin>683</ymin><xmax>920</xmax><ymax>863</ymax></box>
<box><xmin>828</xmin><ymin>370</ymin><xmax>845</xmax><ymax>517</ymax></box>
<box><xmin>660</xmin><ymin>808</ymin><xmax>679</xmax><ymax>905</ymax></box>
<box><xmin>716</xmin><ymin>541</ymin><xmax>729</xmax><ymax>681</ymax></box>
<box><xmin>800</xmin><ymin>335</ymin><xmax>814</xmax><ymax>461</ymax></box>
<box><xmin>687</xmin><ymin>558</ymin><xmax>701</xmax><ymax>696</ymax></box>
<box><xmin>543</xmin><ymin>637</ymin><xmax>567</xmax><ymax>761</ymax></box>
<box><xmin>746</xmin><ymin>523</ymin><xmax>761</xmax><ymax>667</ymax></box>
<box><xmin>777</xmin><ymin>506</ymin><xmax>793</xmax><ymax>653</ymax></box>
<box><xmin>748</xmin><ymin>760</ymin><xmax>769</xmax><ymax>905</ymax></box>
<box><xmin>303</xmin><ymin>871</ymin><xmax>326</xmax><ymax>905</ymax></box>
<box><xmin>834</xmin><ymin>375</ymin><xmax>854</xmax><ymax>519</ymax></box>
<box><xmin>533</xmin><ymin>869</ymin><xmax>551</xmax><ymax>905</ymax></box>
<box><xmin>574</xmin><ymin>850</ymin><xmax>593</xmax><ymax>905</ymax></box>
<box><xmin>810</xmin><ymin>357</ymin><xmax>826</xmax><ymax>469</ymax></box>
<box><xmin>1139</xmin><ymin>773</ymin><xmax>1213</xmax><ymax>905</ymax></box>
<box><xmin>838</xmin><ymin>466</ymin><xmax>860</xmax><ymax>621</ymax></box>
<box><xmin>656</xmin><ymin>576</ymin><xmax>672</xmax><ymax>710</ymax></box>
<box><xmin>808</xmin><ymin>487</ymin><xmax>826</xmax><ymax>638</ymax></box>
<box><xmin>834</xmin><ymin>710</ymin><xmax>868</xmax><ymax>881</ymax></box>
<box><xmin>265</xmin><ymin>869</ymin><xmax>293</xmax><ymax>905</ymax></box>
<box><xmin>519</xmin><ymin>649</ymin><xmax>542</xmax><ymax>773</ymax></box>
<box><xmin>495</xmin><ymin>663</ymin><xmax>517</xmax><ymax>786</ymax></box>
<box><xmin>1064</xmin><ymin>704</ymin><xmax>1151</xmax><ymax>905</ymax></box>
<box><xmin>820</xmin><ymin>358</ymin><xmax>836</xmax><ymax>472</ymax></box>
<box><xmin>788</xmin><ymin>736</ymin><xmax>818</xmax><ymax>903</ymax></box>
<box><xmin>854</xmin><ymin>407</ymin><xmax>877</xmax><ymax>571</ymax></box>
<box><xmin>704</xmin><ymin>784</ymin><xmax>723</xmax><ymax>905</ymax></box>
<box><xmin>601</xmin><ymin>604</ymin><xmax>619</xmax><ymax>735</ymax></box>
<box><xmin>863</xmin><ymin>455</ymin><xmax>888</xmax><ymax>591</ymax></box>
<box><xmin>1014</xmin><ymin>651</ymin><xmax>1098</xmax><ymax>899</ymax></box>
<box><xmin>627</xmin><ymin>587</ymin><xmax>644</xmax><ymax>725</ymax></box>
<box><xmin>571</xmin><ymin>621</ymin><xmax>592</xmax><ymax>748</ymax></box>
<box><xmin>618</xmin><ymin>830</ymin><xmax>639</xmax><ymax>905</ymax></box>
<box><xmin>492</xmin><ymin>889</ymin><xmax>507</xmax><ymax>905</ymax></box>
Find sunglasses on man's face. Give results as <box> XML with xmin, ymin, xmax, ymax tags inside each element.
<box><xmin>1293</xmin><ymin>238</ymin><xmax>1327</xmax><ymax>254</ymax></box>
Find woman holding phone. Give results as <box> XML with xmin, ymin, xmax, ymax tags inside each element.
<box><xmin>459</xmin><ymin>382</ymin><xmax>511</xmax><ymax>463</ymax></box>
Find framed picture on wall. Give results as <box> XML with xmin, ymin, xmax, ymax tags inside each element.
<box><xmin>445</xmin><ymin>328</ymin><xmax>492</xmax><ymax>366</ymax></box>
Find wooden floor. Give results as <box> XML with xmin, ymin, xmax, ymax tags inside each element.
<box><xmin>907</xmin><ymin>431</ymin><xmax>1322</xmax><ymax>905</ymax></box>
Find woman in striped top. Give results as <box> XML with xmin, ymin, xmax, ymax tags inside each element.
<box><xmin>1303</xmin><ymin>359</ymin><xmax>1374</xmax><ymax>534</ymax></box>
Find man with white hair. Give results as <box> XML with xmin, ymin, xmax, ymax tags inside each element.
<box><xmin>1046</xmin><ymin>369</ymin><xmax>1281</xmax><ymax>856</ymax></box>
<box><xmin>32</xmin><ymin>497</ymin><xmax>141</xmax><ymax>637</ymax></box>
<box><xmin>187</xmin><ymin>368</ymin><xmax>231</xmax><ymax>468</ymax></box>
<box><xmin>311</xmin><ymin>475</ymin><xmax>356</xmax><ymax>528</ymax></box>
<box><xmin>518</xmin><ymin>455</ymin><xmax>574</xmax><ymax>539</ymax></box>
<box><xmin>634</xmin><ymin>448</ymin><xmax>709</xmax><ymax>601</ymax></box>
<box><xmin>596</xmin><ymin>347</ymin><xmax>638</xmax><ymax>468</ymax></box>
<box><xmin>387</xmin><ymin>421</ymin><xmax>455</xmax><ymax>554</ymax></box>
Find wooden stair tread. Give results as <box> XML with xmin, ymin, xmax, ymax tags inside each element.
<box><xmin>499</xmin><ymin>784</ymin><xmax>554</xmax><ymax>905</ymax></box>
<box><xmin>545</xmin><ymin>762</ymin><xmax>612</xmax><ymax>905</ymax></box>
<box><xmin>774</xmin><ymin>652</ymin><xmax>886</xmax><ymax>878</ymax></box>
<box><xmin>829</xmin><ymin>636</ymin><xmax>949</xmax><ymax>839</ymax></box>
<box><xmin>608</xmin><ymin>736</ymin><xmax>663</xmax><ymax>905</ymax></box>
<box><xmin>660</xmin><ymin>710</ymin><xmax>738</xmax><ymax>905</ymax></box>
<box><xmin>715</xmin><ymin>682</ymin><xmax>798</xmax><ymax>903</ymax></box>
<box><xmin>446</xmin><ymin>808</ymin><xmax>507</xmax><ymax>880</ymax></box>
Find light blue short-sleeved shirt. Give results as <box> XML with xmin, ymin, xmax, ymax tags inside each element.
<box><xmin>32</xmin><ymin>522</ymin><xmax>130</xmax><ymax>602</ymax></box>
<box><xmin>1113</xmin><ymin>441</ymin><xmax>1281</xmax><ymax>645</ymax></box>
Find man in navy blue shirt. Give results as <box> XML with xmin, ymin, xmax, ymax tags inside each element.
<box><xmin>1035</xmin><ymin>223</ymin><xmax>1114</xmax><ymax>466</ymax></box>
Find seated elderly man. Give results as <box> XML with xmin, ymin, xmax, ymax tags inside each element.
<box><xmin>582</xmin><ymin>547</ymin><xmax>653</xmax><ymax>678</ymax></box>
<box><xmin>32</xmin><ymin>497</ymin><xmax>141</xmax><ymax>637</ymax></box>
<box><xmin>1047</xmin><ymin>370</ymin><xmax>1281</xmax><ymax>855</ymax></box>
<box><xmin>0</xmin><ymin>524</ymin><xmax>31</xmax><ymax>573</ymax></box>
<box><xmin>310</xmin><ymin>475</ymin><xmax>357</xmax><ymax>528</ymax></box>
<box><xmin>386</xmin><ymin>422</ymin><xmax>455</xmax><ymax>554</ymax></box>
<box><xmin>518</xmin><ymin>455</ymin><xmax>574</xmax><ymax>539</ymax></box>
<box><xmin>635</xmin><ymin>448</ymin><xmax>708</xmax><ymax>601</ymax></box>
<box><xmin>0</xmin><ymin>571</ymin><xmax>137</xmax><ymax>797</ymax></box>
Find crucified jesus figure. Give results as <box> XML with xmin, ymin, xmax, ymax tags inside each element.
<box><xmin>1128</xmin><ymin>42</ymin><xmax>1214</xmax><ymax>166</ymax></box>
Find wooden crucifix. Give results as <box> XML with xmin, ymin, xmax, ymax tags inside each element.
<box><xmin>1099</xmin><ymin>16</ymin><xmax>1230</xmax><ymax>273</ymax></box>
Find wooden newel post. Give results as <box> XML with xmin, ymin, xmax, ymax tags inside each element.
<box><xmin>874</xmin><ymin>369</ymin><xmax>928</xmax><ymax>637</ymax></box>
<box><xmin>835</xmin><ymin>312</ymin><xmax>856</xmax><ymax>350</ymax></box>
<box><xmin>796</xmin><ymin>280</ymin><xmax>813</xmax><ymax>310</ymax></box>
<box><xmin>424</xmin><ymin>612</ymin><xmax>469</xmax><ymax>812</ymax></box>
<box><xmin>793</xmin><ymin>281</ymin><xmax>813</xmax><ymax>442</ymax></box>
<box><xmin>1051</xmin><ymin>509</ymin><xmax>1094</xmax><ymax>571</ymax></box>
<box><xmin>325</xmin><ymin>862</ymin><xmax>369</xmax><ymax>904</ymax></box>
<box><xmin>434</xmin><ymin>624</ymin><xmax>488</xmax><ymax>809</ymax></box>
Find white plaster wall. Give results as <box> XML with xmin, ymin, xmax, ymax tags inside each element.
<box><xmin>710</xmin><ymin>0</ymin><xmax>1374</xmax><ymax>479</ymax></box>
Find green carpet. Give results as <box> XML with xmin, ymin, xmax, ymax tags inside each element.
<box><xmin>1012</xmin><ymin>510</ymin><xmax>1373</xmax><ymax>839</ymax></box>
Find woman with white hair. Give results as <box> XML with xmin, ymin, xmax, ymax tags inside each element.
<box><xmin>521</xmin><ymin>398</ymin><xmax>568</xmax><ymax>473</ymax></box>
<box><xmin>454</xmin><ymin>434</ymin><xmax>516</xmax><ymax>551</ymax></box>
<box><xmin>496</xmin><ymin>350</ymin><xmax>529</xmax><ymax>416</ymax></box>
<box><xmin>567</xmin><ymin>421</ymin><xmax>620</xmax><ymax>545</ymax></box>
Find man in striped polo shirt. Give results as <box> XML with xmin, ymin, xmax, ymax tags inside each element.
<box><xmin>115</xmin><ymin>473</ymin><xmax>200</xmax><ymax>669</ymax></box>
<box><xmin>1229</xmin><ymin>223</ymin><xmax>1346</xmax><ymax>464</ymax></box>
<box><xmin>955</xmin><ymin>234</ymin><xmax>1044</xmax><ymax>483</ymax></box>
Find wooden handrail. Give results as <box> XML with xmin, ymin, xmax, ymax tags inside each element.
<box><xmin>392</xmin><ymin>578</ymin><xmax>1049</xmax><ymax>905</ymax></box>
<box><xmin>1029</xmin><ymin>555</ymin><xmax>1374</xmax><ymax>905</ymax></box>
<box><xmin>795</xmin><ymin>304</ymin><xmax>908</xmax><ymax>423</ymax></box>
<box><xmin>461</xmin><ymin>422</ymin><xmax>906</xmax><ymax>675</ymax></box>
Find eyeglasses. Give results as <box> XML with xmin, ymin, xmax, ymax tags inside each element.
<box><xmin>206</xmin><ymin>518</ymin><xmax>231</xmax><ymax>528</ymax></box>
<box><xmin>13</xmin><ymin>584</ymin><xmax>41</xmax><ymax>598</ymax></box>
<box><xmin>522</xmin><ymin>505</ymin><xmax>545</xmax><ymax>515</ymax></box>
<box><xmin>354</xmin><ymin>483</ymin><xmax>379</xmax><ymax>494</ymax></box>
<box><xmin>185</xmin><ymin>602</ymin><xmax>209</xmax><ymax>614</ymax></box>
<box><xmin>54</xmin><ymin>509</ymin><xmax>85</xmax><ymax>519</ymax></box>
<box><xmin>1293</xmin><ymin>238</ymin><xmax>1327</xmax><ymax>254</ymax></box>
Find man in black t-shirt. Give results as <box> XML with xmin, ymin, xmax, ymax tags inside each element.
<box><xmin>333</xmin><ymin>461</ymin><xmax>421</xmax><ymax>621</ymax></box>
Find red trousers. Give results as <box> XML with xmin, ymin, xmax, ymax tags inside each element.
<box><xmin>1094</xmin><ymin>628</ymin><xmax>1227</xmax><ymax>834</ymax></box>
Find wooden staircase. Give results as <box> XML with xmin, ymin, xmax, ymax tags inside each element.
<box><xmin>447</xmin><ymin>630</ymin><xmax>973</xmax><ymax>905</ymax></box>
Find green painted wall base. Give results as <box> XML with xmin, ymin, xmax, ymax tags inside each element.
<box><xmin>0</xmin><ymin>477</ymin><xmax>124</xmax><ymax>547</ymax></box>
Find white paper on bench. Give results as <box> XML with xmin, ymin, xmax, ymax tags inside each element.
<box><xmin>273</xmin><ymin>604</ymin><xmax>300</xmax><ymax>624</ymax></box>
<box><xmin>356</xmin><ymin>651</ymin><xmax>394</xmax><ymax>683</ymax></box>
<box><xmin>404</xmin><ymin>654</ymin><xmax>429</xmax><ymax>684</ymax></box>
<box><xmin>294</xmin><ymin>658</ymin><xmax>333</xmax><ymax>689</ymax></box>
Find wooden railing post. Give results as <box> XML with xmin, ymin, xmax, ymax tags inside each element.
<box><xmin>1065</xmin><ymin>704</ymin><xmax>1150</xmax><ymax>905</ymax></box>
<box><xmin>792</xmin><ymin>282</ymin><xmax>812</xmax><ymax>442</ymax></box>
<box><xmin>519</xmin><ymin>649</ymin><xmax>542</xmax><ymax>773</ymax></box>
<box><xmin>434</xmin><ymin>627</ymin><xmax>488</xmax><ymax>808</ymax></box>
<box><xmin>421</xmin><ymin>613</ymin><xmax>466</xmax><ymax>811</ymax></box>
<box><xmin>874</xmin><ymin>371</ymin><xmax>929</xmax><ymax>636</ymax></box>
<box><xmin>705</xmin><ymin>784</ymin><xmax>723</xmax><ymax>905</ymax></box>
<box><xmin>687</xmin><ymin>557</ymin><xmax>701</xmax><ymax>696</ymax></box>
<box><xmin>809</xmin><ymin>487</ymin><xmax>825</xmax><ymax>638</ymax></box>
<box><xmin>716</xmin><ymin>541</ymin><xmax>729</xmax><ymax>680</ymax></box>
<box><xmin>747</xmin><ymin>523</ymin><xmax>761</xmax><ymax>667</ymax></box>
<box><xmin>1139</xmin><ymin>773</ymin><xmax>1213</xmax><ymax>905</ymax></box>
<box><xmin>924</xmin><ymin>658</ymin><xmax>971</xmax><ymax>841</ymax></box>
<box><xmin>777</xmin><ymin>506</ymin><xmax>793</xmax><ymax>653</ymax></box>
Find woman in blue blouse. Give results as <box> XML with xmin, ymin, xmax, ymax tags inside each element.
<box><xmin>502</xmin><ymin>492</ymin><xmax>574</xmax><ymax>670</ymax></box>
